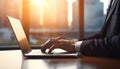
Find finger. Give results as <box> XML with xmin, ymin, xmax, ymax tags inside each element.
<box><xmin>55</xmin><ymin>36</ymin><xmax>66</xmax><ymax>40</ymax></box>
<box><xmin>41</xmin><ymin>37</ymin><xmax>65</xmax><ymax>53</ymax></box>
<box><xmin>41</xmin><ymin>38</ymin><xmax>55</xmax><ymax>53</ymax></box>
<box><xmin>48</xmin><ymin>44</ymin><xmax>59</xmax><ymax>54</ymax></box>
<box><xmin>48</xmin><ymin>46</ymin><xmax>55</xmax><ymax>54</ymax></box>
<box><xmin>41</xmin><ymin>45</ymin><xmax>47</xmax><ymax>53</ymax></box>
<box><xmin>41</xmin><ymin>44</ymin><xmax>50</xmax><ymax>53</ymax></box>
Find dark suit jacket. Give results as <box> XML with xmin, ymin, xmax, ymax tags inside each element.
<box><xmin>80</xmin><ymin>0</ymin><xmax>120</xmax><ymax>58</ymax></box>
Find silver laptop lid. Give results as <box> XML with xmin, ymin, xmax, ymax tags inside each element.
<box><xmin>8</xmin><ymin>16</ymin><xmax>31</xmax><ymax>54</ymax></box>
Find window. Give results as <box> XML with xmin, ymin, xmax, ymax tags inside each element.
<box><xmin>29</xmin><ymin>0</ymin><xmax>80</xmax><ymax>45</ymax></box>
<box><xmin>84</xmin><ymin>0</ymin><xmax>110</xmax><ymax>37</ymax></box>
<box><xmin>29</xmin><ymin>0</ymin><xmax>111</xmax><ymax>45</ymax></box>
<box><xmin>0</xmin><ymin>0</ymin><xmax>110</xmax><ymax>48</ymax></box>
<box><xmin>0</xmin><ymin>0</ymin><xmax>22</xmax><ymax>47</ymax></box>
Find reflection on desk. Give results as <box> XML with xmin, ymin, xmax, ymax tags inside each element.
<box><xmin>0</xmin><ymin>50</ymin><xmax>120</xmax><ymax>69</ymax></box>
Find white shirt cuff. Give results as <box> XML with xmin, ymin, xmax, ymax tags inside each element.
<box><xmin>75</xmin><ymin>41</ymin><xmax>83</xmax><ymax>54</ymax></box>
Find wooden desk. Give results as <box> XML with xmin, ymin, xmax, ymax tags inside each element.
<box><xmin>0</xmin><ymin>50</ymin><xmax>120</xmax><ymax>69</ymax></box>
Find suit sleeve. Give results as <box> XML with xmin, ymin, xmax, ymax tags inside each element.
<box><xmin>79</xmin><ymin>33</ymin><xmax>120</xmax><ymax>57</ymax></box>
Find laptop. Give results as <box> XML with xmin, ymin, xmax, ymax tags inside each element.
<box><xmin>8</xmin><ymin>16</ymin><xmax>78</xmax><ymax>58</ymax></box>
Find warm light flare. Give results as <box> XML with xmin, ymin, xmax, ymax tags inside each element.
<box><xmin>33</xmin><ymin>0</ymin><xmax>44</xmax><ymax>4</ymax></box>
<box><xmin>66</xmin><ymin>0</ymin><xmax>76</xmax><ymax>29</ymax></box>
<box><xmin>31</xmin><ymin>0</ymin><xmax>44</xmax><ymax>26</ymax></box>
<box><xmin>30</xmin><ymin>0</ymin><xmax>77</xmax><ymax>29</ymax></box>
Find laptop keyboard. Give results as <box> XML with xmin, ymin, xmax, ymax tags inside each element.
<box><xmin>28</xmin><ymin>49</ymin><xmax>68</xmax><ymax>55</ymax></box>
<box><xmin>28</xmin><ymin>50</ymin><xmax>42</xmax><ymax>55</ymax></box>
<box><xmin>25</xmin><ymin>49</ymin><xmax>78</xmax><ymax>57</ymax></box>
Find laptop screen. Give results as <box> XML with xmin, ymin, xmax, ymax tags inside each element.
<box><xmin>8</xmin><ymin>16</ymin><xmax>31</xmax><ymax>54</ymax></box>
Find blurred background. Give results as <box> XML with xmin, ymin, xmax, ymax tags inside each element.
<box><xmin>0</xmin><ymin>0</ymin><xmax>110</xmax><ymax>46</ymax></box>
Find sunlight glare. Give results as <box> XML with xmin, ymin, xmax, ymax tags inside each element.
<box><xmin>66</xmin><ymin>0</ymin><xmax>76</xmax><ymax>29</ymax></box>
<box><xmin>32</xmin><ymin>0</ymin><xmax>44</xmax><ymax>26</ymax></box>
<box><xmin>33</xmin><ymin>0</ymin><xmax>44</xmax><ymax>4</ymax></box>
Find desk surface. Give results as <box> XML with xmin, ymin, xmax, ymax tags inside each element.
<box><xmin>0</xmin><ymin>50</ymin><xmax>120</xmax><ymax>69</ymax></box>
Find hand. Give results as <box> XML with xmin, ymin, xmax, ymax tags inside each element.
<box><xmin>41</xmin><ymin>37</ymin><xmax>76</xmax><ymax>54</ymax></box>
<box><xmin>40</xmin><ymin>37</ymin><xmax>64</xmax><ymax>53</ymax></box>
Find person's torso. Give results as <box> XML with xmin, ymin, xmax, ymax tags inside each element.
<box><xmin>102</xmin><ymin>0</ymin><xmax>120</xmax><ymax>37</ymax></box>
